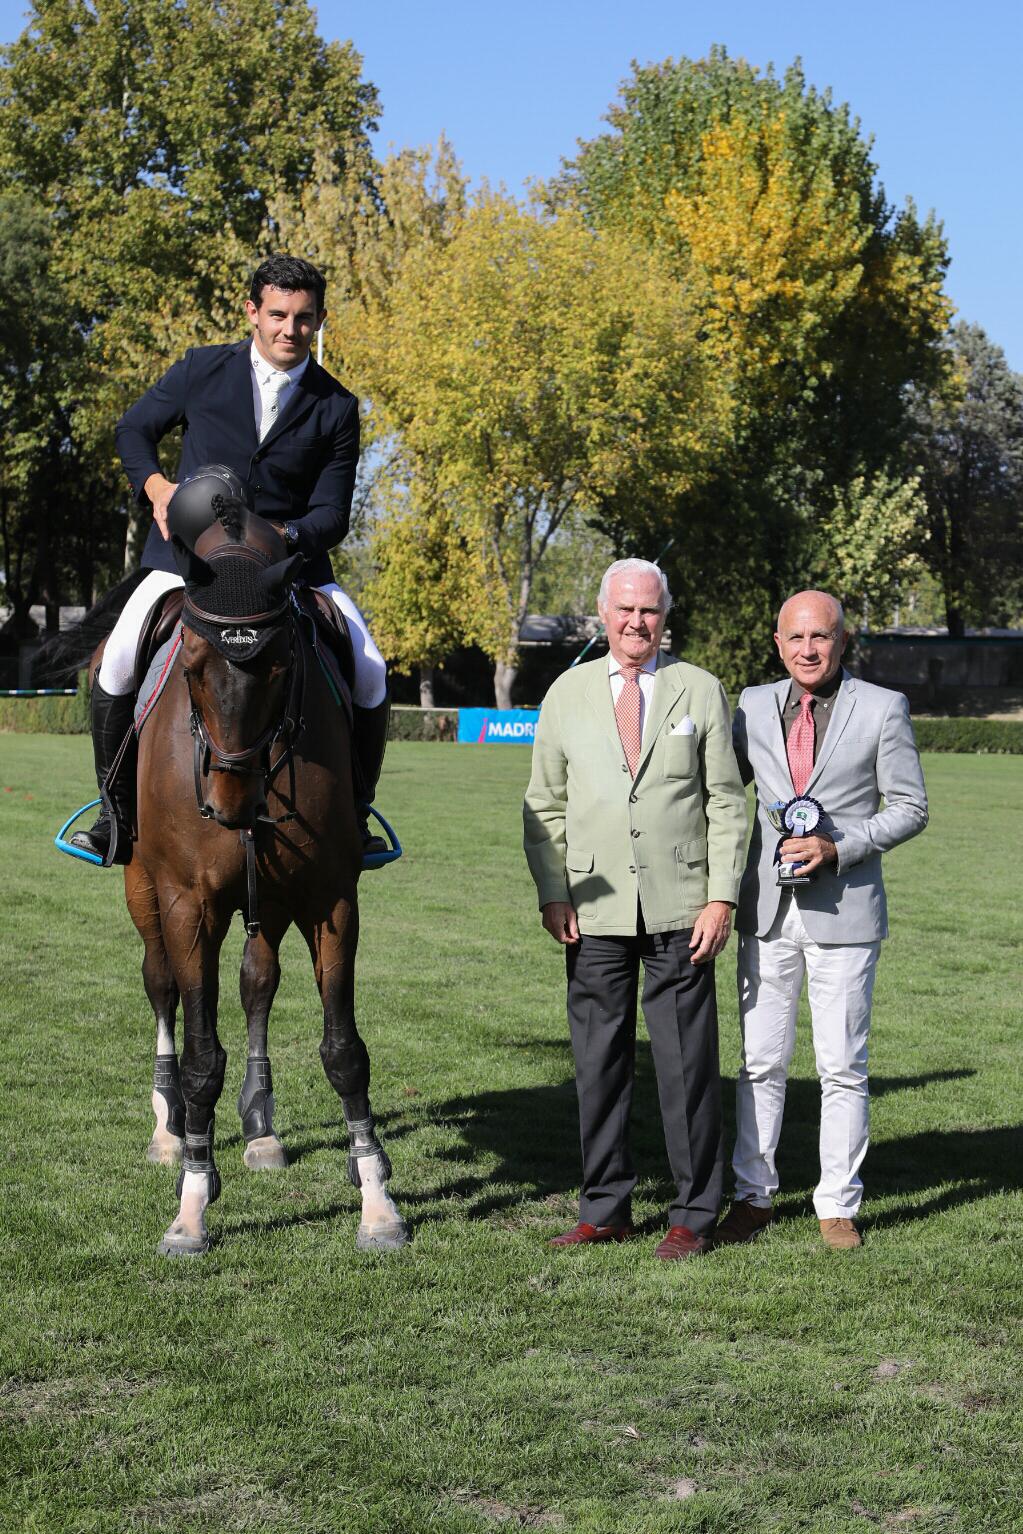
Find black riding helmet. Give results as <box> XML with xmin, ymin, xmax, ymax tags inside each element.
<box><xmin>166</xmin><ymin>464</ymin><xmax>252</xmax><ymax>548</ymax></box>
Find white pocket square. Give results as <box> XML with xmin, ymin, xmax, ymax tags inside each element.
<box><xmin>671</xmin><ymin>716</ymin><xmax>696</xmax><ymax>736</ymax></box>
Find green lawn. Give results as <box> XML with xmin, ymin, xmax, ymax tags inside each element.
<box><xmin>1</xmin><ymin>738</ymin><xmax>1021</xmax><ymax>1534</ymax></box>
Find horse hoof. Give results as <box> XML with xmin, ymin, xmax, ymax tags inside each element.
<box><xmin>147</xmin><ymin>1132</ymin><xmax>185</xmax><ymax>1166</ymax></box>
<box><xmin>243</xmin><ymin>1135</ymin><xmax>288</xmax><ymax>1171</ymax></box>
<box><xmin>356</xmin><ymin>1219</ymin><xmax>410</xmax><ymax>1252</ymax></box>
<box><xmin>157</xmin><ymin>1229</ymin><xmax>210</xmax><ymax>1258</ymax></box>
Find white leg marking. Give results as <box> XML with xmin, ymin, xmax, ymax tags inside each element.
<box><xmin>358</xmin><ymin>1152</ymin><xmax>404</xmax><ymax>1231</ymax></box>
<box><xmin>159</xmin><ymin>1168</ymin><xmax>214</xmax><ymax>1255</ymax></box>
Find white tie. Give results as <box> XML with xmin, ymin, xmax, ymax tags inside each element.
<box><xmin>258</xmin><ymin>369</ymin><xmax>290</xmax><ymax>441</ymax></box>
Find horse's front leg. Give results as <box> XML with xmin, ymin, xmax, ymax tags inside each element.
<box><xmin>125</xmin><ymin>861</ymin><xmax>184</xmax><ymax>1166</ymax></box>
<box><xmin>302</xmin><ymin>896</ymin><xmax>408</xmax><ymax>1251</ymax></box>
<box><xmin>157</xmin><ymin>896</ymin><xmax>231</xmax><ymax>1257</ymax></box>
<box><xmin>238</xmin><ymin>905</ymin><xmax>289</xmax><ymax>1171</ymax></box>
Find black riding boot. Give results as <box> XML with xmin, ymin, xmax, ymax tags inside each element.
<box><xmin>69</xmin><ymin>681</ymin><xmax>136</xmax><ymax>865</ymax></box>
<box><xmin>352</xmin><ymin>697</ymin><xmax>390</xmax><ymax>858</ymax></box>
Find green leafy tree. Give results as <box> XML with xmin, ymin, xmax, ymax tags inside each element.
<box><xmin>348</xmin><ymin>192</ymin><xmax>723</xmax><ymax>707</ymax></box>
<box><xmin>0</xmin><ymin>0</ymin><xmax>380</xmax><ymax>585</ymax></box>
<box><xmin>0</xmin><ymin>191</ymin><xmax>120</xmax><ymax>637</ymax></box>
<box><xmin>559</xmin><ymin>47</ymin><xmax>951</xmax><ymax>687</ymax></box>
<box><xmin>909</xmin><ymin>323</ymin><xmax>1023</xmax><ymax>635</ymax></box>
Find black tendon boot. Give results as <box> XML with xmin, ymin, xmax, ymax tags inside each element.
<box><xmin>352</xmin><ymin>696</ymin><xmax>390</xmax><ymax>858</ymax></box>
<box><xmin>68</xmin><ymin>681</ymin><xmax>136</xmax><ymax>865</ymax></box>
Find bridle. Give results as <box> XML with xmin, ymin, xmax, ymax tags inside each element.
<box><xmin>184</xmin><ymin>593</ymin><xmax>307</xmax><ymax>938</ymax></box>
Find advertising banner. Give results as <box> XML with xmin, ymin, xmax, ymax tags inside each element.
<box><xmin>457</xmin><ymin>707</ymin><xmax>540</xmax><ymax>744</ymax></box>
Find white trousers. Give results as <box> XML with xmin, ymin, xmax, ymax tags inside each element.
<box><xmin>98</xmin><ymin>571</ymin><xmax>387</xmax><ymax>709</ymax></box>
<box><xmin>733</xmin><ymin>895</ymin><xmax>880</xmax><ymax>1219</ymax></box>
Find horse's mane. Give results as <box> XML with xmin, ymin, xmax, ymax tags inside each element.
<box><xmin>32</xmin><ymin>569</ymin><xmax>149</xmax><ymax>684</ymax></box>
<box><xmin>211</xmin><ymin>493</ymin><xmax>247</xmax><ymax>542</ymax></box>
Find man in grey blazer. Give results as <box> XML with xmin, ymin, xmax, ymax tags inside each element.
<box><xmin>524</xmin><ymin>560</ymin><xmax>747</xmax><ymax>1259</ymax></box>
<box><xmin>718</xmin><ymin>590</ymin><xmax>928</xmax><ymax>1250</ymax></box>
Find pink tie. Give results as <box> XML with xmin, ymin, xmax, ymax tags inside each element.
<box><xmin>615</xmin><ymin>667</ymin><xmax>643</xmax><ymax>777</ymax></box>
<box><xmin>787</xmin><ymin>692</ymin><xmax>815</xmax><ymax>795</ymax></box>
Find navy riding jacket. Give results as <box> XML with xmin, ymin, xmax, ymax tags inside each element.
<box><xmin>115</xmin><ymin>340</ymin><xmax>360</xmax><ymax>587</ymax></box>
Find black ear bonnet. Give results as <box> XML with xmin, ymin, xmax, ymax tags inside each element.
<box><xmin>174</xmin><ymin>496</ymin><xmax>304</xmax><ymax>661</ymax></box>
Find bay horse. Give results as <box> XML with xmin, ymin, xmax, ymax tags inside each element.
<box><xmin>83</xmin><ymin>502</ymin><xmax>407</xmax><ymax>1256</ymax></box>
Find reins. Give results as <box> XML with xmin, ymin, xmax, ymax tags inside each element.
<box><xmin>184</xmin><ymin>602</ymin><xmax>308</xmax><ymax>938</ymax></box>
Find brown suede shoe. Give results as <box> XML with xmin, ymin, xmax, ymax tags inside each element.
<box><xmin>714</xmin><ymin>1199</ymin><xmax>774</xmax><ymax>1246</ymax></box>
<box><xmin>654</xmin><ymin>1225</ymin><xmax>710</xmax><ymax>1261</ymax></box>
<box><xmin>819</xmin><ymin>1217</ymin><xmax>862</xmax><ymax>1250</ymax></box>
<box><xmin>550</xmin><ymin>1221</ymin><xmax>634</xmax><ymax>1249</ymax></box>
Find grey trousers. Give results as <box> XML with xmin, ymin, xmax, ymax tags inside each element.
<box><xmin>565</xmin><ymin>919</ymin><xmax>723</xmax><ymax>1234</ymax></box>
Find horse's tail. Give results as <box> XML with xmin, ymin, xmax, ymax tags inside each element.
<box><xmin>33</xmin><ymin>570</ymin><xmax>148</xmax><ymax>683</ymax></box>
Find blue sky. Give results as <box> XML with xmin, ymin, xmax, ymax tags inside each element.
<box><xmin>3</xmin><ymin>0</ymin><xmax>1020</xmax><ymax>366</ymax></box>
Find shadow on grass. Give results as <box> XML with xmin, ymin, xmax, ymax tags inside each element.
<box><xmin>218</xmin><ymin>1052</ymin><xmax>1016</xmax><ymax>1240</ymax></box>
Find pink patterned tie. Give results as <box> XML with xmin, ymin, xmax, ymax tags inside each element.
<box><xmin>615</xmin><ymin>666</ymin><xmax>643</xmax><ymax>777</ymax></box>
<box><xmin>787</xmin><ymin>692</ymin><xmax>816</xmax><ymax>795</ymax></box>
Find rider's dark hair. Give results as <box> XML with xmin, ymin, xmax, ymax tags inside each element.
<box><xmin>249</xmin><ymin>254</ymin><xmax>326</xmax><ymax>312</ymax></box>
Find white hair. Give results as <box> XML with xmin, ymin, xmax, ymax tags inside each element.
<box><xmin>598</xmin><ymin>559</ymin><xmax>672</xmax><ymax>613</ymax></box>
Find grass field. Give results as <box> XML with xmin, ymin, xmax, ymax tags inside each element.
<box><xmin>2</xmin><ymin>737</ymin><xmax>1021</xmax><ymax>1534</ymax></box>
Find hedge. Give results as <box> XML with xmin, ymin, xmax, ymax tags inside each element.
<box><xmin>388</xmin><ymin>706</ymin><xmax>459</xmax><ymax>743</ymax></box>
<box><xmin>2</xmin><ymin>693</ymin><xmax>1021</xmax><ymax>753</ymax></box>
<box><xmin>0</xmin><ymin>687</ymin><xmax>90</xmax><ymax>734</ymax></box>
<box><xmin>911</xmin><ymin>717</ymin><xmax>1023</xmax><ymax>754</ymax></box>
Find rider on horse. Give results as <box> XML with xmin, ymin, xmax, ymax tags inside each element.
<box><xmin>71</xmin><ymin>254</ymin><xmax>389</xmax><ymax>863</ymax></box>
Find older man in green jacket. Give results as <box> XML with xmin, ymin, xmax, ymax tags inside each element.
<box><xmin>524</xmin><ymin>560</ymin><xmax>747</xmax><ymax>1259</ymax></box>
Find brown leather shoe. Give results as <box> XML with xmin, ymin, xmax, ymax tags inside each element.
<box><xmin>714</xmin><ymin>1199</ymin><xmax>774</xmax><ymax>1246</ymax></box>
<box><xmin>550</xmin><ymin>1221</ymin><xmax>634</xmax><ymax>1248</ymax></box>
<box><xmin>654</xmin><ymin>1225</ymin><xmax>710</xmax><ymax>1260</ymax></box>
<box><xmin>819</xmin><ymin>1217</ymin><xmax>862</xmax><ymax>1250</ymax></box>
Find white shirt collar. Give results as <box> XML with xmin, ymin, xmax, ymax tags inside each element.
<box><xmin>250</xmin><ymin>340</ymin><xmax>310</xmax><ymax>388</ymax></box>
<box><xmin>608</xmin><ymin>651</ymin><xmax>659</xmax><ymax>678</ymax></box>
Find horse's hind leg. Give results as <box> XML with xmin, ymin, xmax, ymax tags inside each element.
<box><xmin>125</xmin><ymin>861</ymin><xmax>184</xmax><ymax>1165</ymax></box>
<box><xmin>238</xmin><ymin>909</ymin><xmax>289</xmax><ymax>1171</ymax></box>
<box><xmin>302</xmin><ymin>897</ymin><xmax>408</xmax><ymax>1252</ymax></box>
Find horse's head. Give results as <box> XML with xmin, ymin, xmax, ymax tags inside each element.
<box><xmin>174</xmin><ymin>498</ymin><xmax>304</xmax><ymax>829</ymax></box>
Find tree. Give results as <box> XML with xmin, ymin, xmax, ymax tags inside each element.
<box><xmin>0</xmin><ymin>0</ymin><xmax>380</xmax><ymax>586</ymax></box>
<box><xmin>559</xmin><ymin>48</ymin><xmax>952</xmax><ymax>687</ymax></box>
<box><xmin>909</xmin><ymin>323</ymin><xmax>1023</xmax><ymax>634</ymax></box>
<box><xmin>0</xmin><ymin>191</ymin><xmax>121</xmax><ymax>638</ymax></box>
<box><xmin>348</xmin><ymin>192</ymin><xmax>723</xmax><ymax>706</ymax></box>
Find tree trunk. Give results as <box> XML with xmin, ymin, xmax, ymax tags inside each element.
<box><xmin>419</xmin><ymin>665</ymin><xmax>436</xmax><ymax>708</ymax></box>
<box><xmin>124</xmin><ymin>505</ymin><xmax>147</xmax><ymax>573</ymax></box>
<box><xmin>494</xmin><ymin>660</ymin><xmax>517</xmax><ymax>710</ymax></box>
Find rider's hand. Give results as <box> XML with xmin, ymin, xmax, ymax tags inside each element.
<box><xmin>145</xmin><ymin>474</ymin><xmax>178</xmax><ymax>541</ymax></box>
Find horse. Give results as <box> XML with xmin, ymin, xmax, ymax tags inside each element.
<box><xmin>51</xmin><ymin>502</ymin><xmax>408</xmax><ymax>1256</ymax></box>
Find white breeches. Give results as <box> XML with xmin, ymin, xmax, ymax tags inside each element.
<box><xmin>98</xmin><ymin>570</ymin><xmax>387</xmax><ymax>708</ymax></box>
<box><xmin>733</xmin><ymin>894</ymin><xmax>880</xmax><ymax>1220</ymax></box>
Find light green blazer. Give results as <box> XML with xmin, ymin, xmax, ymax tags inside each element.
<box><xmin>523</xmin><ymin>654</ymin><xmax>748</xmax><ymax>936</ymax></box>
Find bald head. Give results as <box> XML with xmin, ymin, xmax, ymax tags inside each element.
<box><xmin>774</xmin><ymin>590</ymin><xmax>849</xmax><ymax>693</ymax></box>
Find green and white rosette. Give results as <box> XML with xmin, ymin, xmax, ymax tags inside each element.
<box><xmin>781</xmin><ymin>796</ymin><xmax>823</xmax><ymax>836</ymax></box>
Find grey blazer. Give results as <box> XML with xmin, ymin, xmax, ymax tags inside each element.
<box><xmin>733</xmin><ymin>670</ymin><xmax>928</xmax><ymax>943</ymax></box>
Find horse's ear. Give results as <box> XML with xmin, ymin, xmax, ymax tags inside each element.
<box><xmin>262</xmin><ymin>552</ymin><xmax>305</xmax><ymax>605</ymax></box>
<box><xmin>171</xmin><ymin>535</ymin><xmax>215</xmax><ymax>586</ymax></box>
